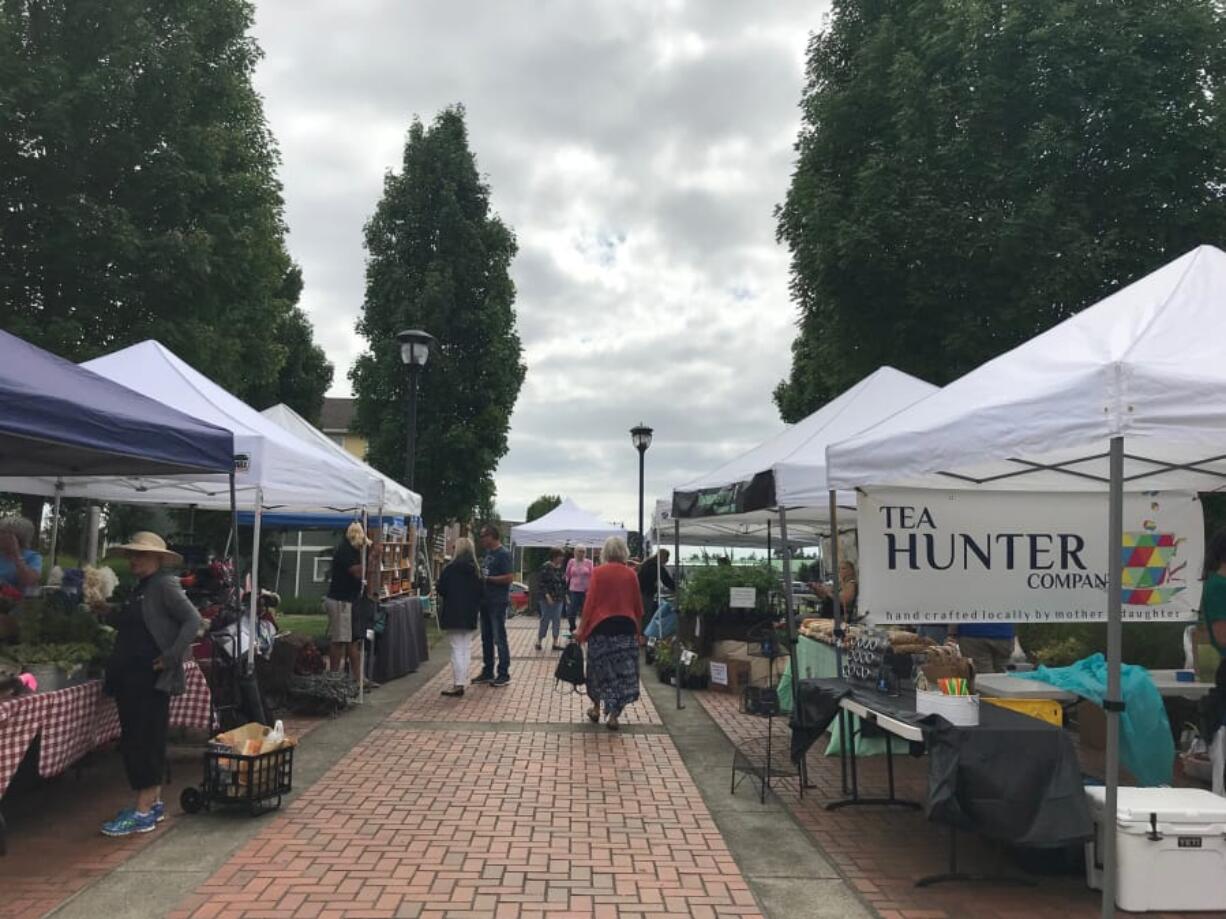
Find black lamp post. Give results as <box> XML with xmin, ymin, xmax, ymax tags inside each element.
<box><xmin>396</xmin><ymin>329</ymin><xmax>435</xmax><ymax>490</ymax></box>
<box><xmin>630</xmin><ymin>423</ymin><xmax>653</xmax><ymax>559</ymax></box>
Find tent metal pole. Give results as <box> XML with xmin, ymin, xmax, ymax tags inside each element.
<box><xmin>829</xmin><ymin>490</ymin><xmax>844</xmax><ymax>680</ymax></box>
<box><xmin>248</xmin><ymin>488</ymin><xmax>263</xmax><ymax>669</ymax></box>
<box><xmin>358</xmin><ymin>507</ymin><xmax>368</xmax><ymax>704</ymax></box>
<box><xmin>1102</xmin><ymin>437</ymin><xmax>1124</xmax><ymax>919</ymax></box>
<box><xmin>766</xmin><ymin>519</ymin><xmax>772</xmax><ymax>563</ymax></box>
<box><xmin>674</xmin><ymin>517</ymin><xmax>683</xmax><ymax>710</ymax></box>
<box><xmin>778</xmin><ymin>507</ymin><xmax>800</xmax><ymax>710</ymax></box>
<box><xmin>228</xmin><ymin>472</ymin><xmax>243</xmax><ymax>610</ymax></box>
<box><xmin>48</xmin><ymin>480</ymin><xmax>64</xmax><ymax>567</ymax></box>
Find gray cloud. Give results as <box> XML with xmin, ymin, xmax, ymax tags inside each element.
<box><xmin>252</xmin><ymin>0</ymin><xmax>826</xmax><ymax>524</ymax></box>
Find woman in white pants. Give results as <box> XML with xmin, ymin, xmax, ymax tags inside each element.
<box><xmin>436</xmin><ymin>537</ymin><xmax>483</xmax><ymax>697</ymax></box>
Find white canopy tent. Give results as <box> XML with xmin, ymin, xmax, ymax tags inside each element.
<box><xmin>827</xmin><ymin>245</ymin><xmax>1226</xmax><ymax>919</ymax></box>
<box><xmin>0</xmin><ymin>340</ymin><xmax>378</xmax><ymax>667</ymax></box>
<box><xmin>0</xmin><ymin>341</ymin><xmax>374</xmax><ymax>512</ymax></box>
<box><xmin>672</xmin><ymin>366</ymin><xmax>937</xmax><ymax>522</ymax></box>
<box><xmin>510</xmin><ymin>499</ymin><xmax>626</xmax><ymax>549</ymax></box>
<box><xmin>652</xmin><ymin>499</ymin><xmax>830</xmax><ymax>550</ymax></box>
<box><xmin>261</xmin><ymin>403</ymin><xmax>422</xmax><ymax>518</ymax></box>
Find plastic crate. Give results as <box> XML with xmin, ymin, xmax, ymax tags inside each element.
<box><xmin>181</xmin><ymin>743</ymin><xmax>294</xmax><ymax>816</ymax></box>
<box><xmin>983</xmin><ymin>696</ymin><xmax>1063</xmax><ymax>727</ymax></box>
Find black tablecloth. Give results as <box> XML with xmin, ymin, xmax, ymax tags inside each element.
<box><xmin>792</xmin><ymin>678</ymin><xmax>1092</xmax><ymax>847</ymax></box>
<box><xmin>372</xmin><ymin>597</ymin><xmax>429</xmax><ymax>682</ymax></box>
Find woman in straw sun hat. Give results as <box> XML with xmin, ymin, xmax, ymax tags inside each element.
<box><xmin>99</xmin><ymin>532</ymin><xmax>202</xmax><ymax>837</ymax></box>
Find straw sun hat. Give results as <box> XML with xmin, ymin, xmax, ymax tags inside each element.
<box><xmin>105</xmin><ymin>531</ymin><xmax>184</xmax><ymax>567</ymax></box>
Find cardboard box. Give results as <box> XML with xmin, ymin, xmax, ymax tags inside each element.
<box><xmin>708</xmin><ymin>657</ymin><xmax>752</xmax><ymax>694</ymax></box>
<box><xmin>1078</xmin><ymin>700</ymin><xmax>1106</xmax><ymax>750</ymax></box>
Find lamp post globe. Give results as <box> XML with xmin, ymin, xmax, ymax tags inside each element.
<box><xmin>630</xmin><ymin>423</ymin><xmax>653</xmax><ymax>561</ymax></box>
<box><xmin>396</xmin><ymin>329</ymin><xmax>435</xmax><ymax>490</ymax></box>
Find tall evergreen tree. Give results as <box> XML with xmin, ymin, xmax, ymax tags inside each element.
<box><xmin>352</xmin><ymin>106</ymin><xmax>525</xmax><ymax>529</ymax></box>
<box><xmin>775</xmin><ymin>0</ymin><xmax>1226</xmax><ymax>421</ymax></box>
<box><xmin>0</xmin><ymin>0</ymin><xmax>330</xmax><ymax>408</ymax></box>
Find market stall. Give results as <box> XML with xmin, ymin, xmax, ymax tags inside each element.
<box><xmin>260</xmin><ymin>404</ymin><xmax>428</xmax><ymax>681</ymax></box>
<box><xmin>0</xmin><ymin>331</ymin><xmax>237</xmax><ymax>852</ymax></box>
<box><xmin>667</xmin><ymin>367</ymin><xmax>937</xmax><ymax>734</ymax></box>
<box><xmin>826</xmin><ymin>244</ymin><xmax>1226</xmax><ymax>917</ymax></box>
<box><xmin>0</xmin><ymin>340</ymin><xmax>378</xmax><ymax>668</ymax></box>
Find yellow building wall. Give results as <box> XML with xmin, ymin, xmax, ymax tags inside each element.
<box><xmin>341</xmin><ymin>434</ymin><xmax>368</xmax><ymax>460</ymax></box>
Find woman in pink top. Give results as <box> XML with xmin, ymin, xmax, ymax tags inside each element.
<box><xmin>564</xmin><ymin>545</ymin><xmax>594</xmax><ymax>631</ymax></box>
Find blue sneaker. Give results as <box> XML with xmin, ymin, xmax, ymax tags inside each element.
<box><xmin>101</xmin><ymin>808</ymin><xmax>157</xmax><ymax>837</ymax></box>
<box><xmin>151</xmin><ymin>800</ymin><xmax>165</xmax><ymax>823</ymax></box>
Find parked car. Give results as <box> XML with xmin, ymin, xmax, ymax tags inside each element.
<box><xmin>508</xmin><ymin>581</ymin><xmax>530</xmax><ymax>615</ymax></box>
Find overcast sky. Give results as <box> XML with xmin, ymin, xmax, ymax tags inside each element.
<box><xmin>251</xmin><ymin>0</ymin><xmax>828</xmax><ymax>527</ymax></box>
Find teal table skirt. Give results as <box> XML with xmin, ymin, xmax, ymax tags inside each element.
<box><xmin>778</xmin><ymin>635</ymin><xmax>890</xmax><ymax>757</ymax></box>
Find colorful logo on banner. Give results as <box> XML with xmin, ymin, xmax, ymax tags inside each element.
<box><xmin>1121</xmin><ymin>506</ymin><xmax>1189</xmax><ymax>605</ymax></box>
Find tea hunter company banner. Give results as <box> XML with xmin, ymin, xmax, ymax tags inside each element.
<box><xmin>857</xmin><ymin>488</ymin><xmax>1204</xmax><ymax>625</ymax></box>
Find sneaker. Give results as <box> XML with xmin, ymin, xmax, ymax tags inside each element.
<box><xmin>551</xmin><ymin>644</ymin><xmax>563</xmax><ymax>652</ymax></box>
<box><xmin>152</xmin><ymin>800</ymin><xmax>166</xmax><ymax>823</ymax></box>
<box><xmin>471</xmin><ymin>673</ymin><xmax>495</xmax><ymax>685</ymax></box>
<box><xmin>101</xmin><ymin>808</ymin><xmax>157</xmax><ymax>837</ymax></box>
<box><xmin>534</xmin><ymin>641</ymin><xmax>542</xmax><ymax>651</ymax></box>
<box><xmin>441</xmin><ymin>686</ymin><xmax>465</xmax><ymax>697</ymax></box>
<box><xmin>492</xmin><ymin>674</ymin><xmax>511</xmax><ymax>688</ymax></box>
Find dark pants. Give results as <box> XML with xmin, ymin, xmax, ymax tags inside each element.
<box><xmin>114</xmin><ymin>670</ymin><xmax>170</xmax><ymax>791</ymax></box>
<box><xmin>479</xmin><ymin>601</ymin><xmax>510</xmax><ymax>678</ymax></box>
<box><xmin>566</xmin><ymin>590</ymin><xmax>585</xmax><ymax>631</ymax></box>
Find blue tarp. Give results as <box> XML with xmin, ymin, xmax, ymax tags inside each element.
<box><xmin>0</xmin><ymin>330</ymin><xmax>233</xmax><ymax>476</ymax></box>
<box><xmin>1013</xmin><ymin>652</ymin><xmax>1175</xmax><ymax>786</ymax></box>
<box><xmin>644</xmin><ymin>600</ymin><xmax>678</xmax><ymax>640</ymax></box>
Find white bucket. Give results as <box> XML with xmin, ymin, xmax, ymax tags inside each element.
<box><xmin>916</xmin><ymin>689</ymin><xmax>980</xmax><ymax>726</ymax></box>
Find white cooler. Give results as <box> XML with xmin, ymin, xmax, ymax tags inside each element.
<box><xmin>1085</xmin><ymin>786</ymin><xmax>1226</xmax><ymax>912</ymax></box>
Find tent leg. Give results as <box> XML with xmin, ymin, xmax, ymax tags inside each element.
<box><xmin>778</xmin><ymin>507</ymin><xmax>800</xmax><ymax>719</ymax></box>
<box><xmin>48</xmin><ymin>480</ymin><xmax>64</xmax><ymax>567</ymax></box>
<box><xmin>1102</xmin><ymin>438</ymin><xmax>1124</xmax><ymax>919</ymax></box>
<box><xmin>829</xmin><ymin>491</ymin><xmax>844</xmax><ymax>680</ymax></box>
<box><xmin>248</xmin><ymin>489</ymin><xmax>263</xmax><ymax>670</ymax></box>
<box><xmin>829</xmin><ymin>489</ymin><xmax>848</xmax><ymax>795</ymax></box>
<box><xmin>674</xmin><ymin>518</ymin><xmax>683</xmax><ymax>710</ymax></box>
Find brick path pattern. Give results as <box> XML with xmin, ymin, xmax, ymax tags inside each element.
<box><xmin>172</xmin><ymin>619</ymin><xmax>761</xmax><ymax>919</ymax></box>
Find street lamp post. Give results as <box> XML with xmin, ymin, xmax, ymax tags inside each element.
<box><xmin>630</xmin><ymin>423</ymin><xmax>653</xmax><ymax>559</ymax></box>
<box><xmin>397</xmin><ymin>329</ymin><xmax>436</xmax><ymax>490</ymax></box>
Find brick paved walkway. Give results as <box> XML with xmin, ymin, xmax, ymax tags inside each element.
<box><xmin>694</xmin><ymin>689</ymin><xmax>1205</xmax><ymax>919</ymax></box>
<box><xmin>170</xmin><ymin>621</ymin><xmax>764</xmax><ymax>919</ymax></box>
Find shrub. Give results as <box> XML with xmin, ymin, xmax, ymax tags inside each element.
<box><xmin>677</xmin><ymin>564</ymin><xmax>777</xmax><ymax>619</ymax></box>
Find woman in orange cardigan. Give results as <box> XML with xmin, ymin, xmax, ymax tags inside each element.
<box><xmin>575</xmin><ymin>535</ymin><xmax>644</xmax><ymax>730</ymax></box>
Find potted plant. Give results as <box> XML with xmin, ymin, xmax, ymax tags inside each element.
<box><xmin>676</xmin><ymin>564</ymin><xmax>779</xmax><ymax>653</ymax></box>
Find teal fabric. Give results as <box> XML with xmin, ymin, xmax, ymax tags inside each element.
<box><xmin>1013</xmin><ymin>652</ymin><xmax>1173</xmax><ymax>786</ymax></box>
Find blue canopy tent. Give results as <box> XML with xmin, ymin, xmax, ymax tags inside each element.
<box><xmin>0</xmin><ymin>329</ymin><xmax>233</xmax><ymax>477</ymax></box>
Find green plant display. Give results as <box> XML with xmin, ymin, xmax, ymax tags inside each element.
<box><xmin>9</xmin><ymin>642</ymin><xmax>99</xmax><ymax>668</ymax></box>
<box><xmin>677</xmin><ymin>565</ymin><xmax>777</xmax><ymax>619</ymax></box>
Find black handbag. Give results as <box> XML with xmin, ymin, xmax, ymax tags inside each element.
<box><xmin>555</xmin><ymin>641</ymin><xmax>585</xmax><ymax>692</ymax></box>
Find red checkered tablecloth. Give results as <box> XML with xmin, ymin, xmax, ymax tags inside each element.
<box><xmin>0</xmin><ymin>662</ymin><xmax>213</xmax><ymax>797</ymax></box>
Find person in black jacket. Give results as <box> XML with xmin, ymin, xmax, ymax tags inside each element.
<box><xmin>638</xmin><ymin>549</ymin><xmax>675</xmax><ymax>629</ymax></box>
<box><xmin>436</xmin><ymin>537</ymin><xmax>483</xmax><ymax>698</ymax></box>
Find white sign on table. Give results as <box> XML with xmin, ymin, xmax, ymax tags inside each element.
<box><xmin>709</xmin><ymin>661</ymin><xmax>729</xmax><ymax>686</ymax></box>
<box><xmin>857</xmin><ymin>488</ymin><xmax>1203</xmax><ymax>625</ymax></box>
<box><xmin>729</xmin><ymin>587</ymin><xmax>757</xmax><ymax>609</ymax></box>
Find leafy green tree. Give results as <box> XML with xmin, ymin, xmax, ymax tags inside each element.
<box><xmin>522</xmin><ymin>494</ymin><xmax>562</xmax><ymax>573</ymax></box>
<box><xmin>775</xmin><ymin>0</ymin><xmax>1226</xmax><ymax>420</ymax></box>
<box><xmin>352</xmin><ymin>106</ymin><xmax>525</xmax><ymax>529</ymax></box>
<box><xmin>0</xmin><ymin>0</ymin><xmax>330</xmax><ymax>409</ymax></box>
<box><xmin>244</xmin><ymin>268</ymin><xmax>334</xmax><ymax>422</ymax></box>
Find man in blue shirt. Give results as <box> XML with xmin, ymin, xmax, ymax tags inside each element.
<box><xmin>951</xmin><ymin>621</ymin><xmax>1015</xmax><ymax>674</ymax></box>
<box><xmin>475</xmin><ymin>524</ymin><xmax>515</xmax><ymax>687</ymax></box>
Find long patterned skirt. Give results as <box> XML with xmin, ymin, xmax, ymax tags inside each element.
<box><xmin>586</xmin><ymin>633</ymin><xmax>640</xmax><ymax>718</ymax></box>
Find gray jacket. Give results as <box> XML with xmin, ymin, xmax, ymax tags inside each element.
<box><xmin>137</xmin><ymin>570</ymin><xmax>203</xmax><ymax>695</ymax></box>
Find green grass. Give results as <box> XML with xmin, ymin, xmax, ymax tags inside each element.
<box><xmin>277</xmin><ymin>613</ymin><xmax>329</xmax><ymax>640</ymax></box>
